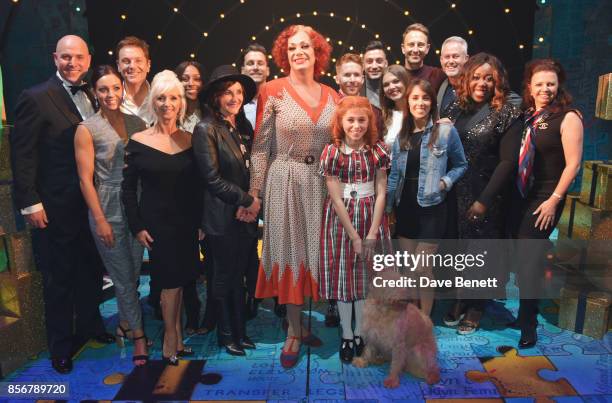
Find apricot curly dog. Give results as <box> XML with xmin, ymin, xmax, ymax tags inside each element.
<box><xmin>352</xmin><ymin>270</ymin><xmax>440</xmax><ymax>388</ymax></box>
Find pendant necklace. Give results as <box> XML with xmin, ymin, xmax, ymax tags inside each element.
<box><xmin>345</xmin><ymin>142</ymin><xmax>363</xmax><ymax>199</ymax></box>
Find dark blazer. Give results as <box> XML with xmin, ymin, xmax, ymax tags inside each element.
<box><xmin>192</xmin><ymin>114</ymin><xmax>256</xmax><ymax>237</ymax></box>
<box><xmin>10</xmin><ymin>75</ymin><xmax>95</xmax><ymax>229</ymax></box>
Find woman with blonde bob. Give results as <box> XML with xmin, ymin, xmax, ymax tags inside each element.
<box><xmin>122</xmin><ymin>70</ymin><xmax>201</xmax><ymax>365</ymax></box>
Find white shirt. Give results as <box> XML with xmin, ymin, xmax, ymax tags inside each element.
<box><xmin>21</xmin><ymin>72</ymin><xmax>95</xmax><ymax>215</ymax></box>
<box><xmin>244</xmin><ymin>99</ymin><xmax>257</xmax><ymax>130</ymax></box>
<box><xmin>120</xmin><ymin>81</ymin><xmax>153</xmax><ymax>125</ymax></box>
<box><xmin>384</xmin><ymin>110</ymin><xmax>404</xmax><ymax>148</ymax></box>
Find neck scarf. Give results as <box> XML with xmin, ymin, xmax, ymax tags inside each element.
<box><xmin>517</xmin><ymin>107</ymin><xmax>552</xmax><ymax>197</ymax></box>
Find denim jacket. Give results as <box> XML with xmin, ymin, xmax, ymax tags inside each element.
<box><xmin>386</xmin><ymin>120</ymin><xmax>467</xmax><ymax>209</ymax></box>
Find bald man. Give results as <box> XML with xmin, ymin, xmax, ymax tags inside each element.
<box><xmin>10</xmin><ymin>35</ymin><xmax>113</xmax><ymax>374</ymax></box>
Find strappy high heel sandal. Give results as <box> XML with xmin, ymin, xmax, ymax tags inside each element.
<box><xmin>176</xmin><ymin>346</ymin><xmax>194</xmax><ymax>357</ymax></box>
<box><xmin>162</xmin><ymin>354</ymin><xmax>179</xmax><ymax>366</ymax></box>
<box><xmin>116</xmin><ymin>324</ymin><xmax>132</xmax><ymax>348</ymax></box>
<box><xmin>116</xmin><ymin>325</ymin><xmax>153</xmax><ymax>347</ymax></box>
<box><xmin>132</xmin><ymin>334</ymin><xmax>149</xmax><ymax>366</ymax></box>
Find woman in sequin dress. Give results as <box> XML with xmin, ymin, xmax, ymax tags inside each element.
<box><xmin>248</xmin><ymin>25</ymin><xmax>339</xmax><ymax>368</ymax></box>
<box><xmin>443</xmin><ymin>53</ymin><xmax>523</xmax><ymax>335</ymax></box>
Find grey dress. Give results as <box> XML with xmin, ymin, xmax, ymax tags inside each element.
<box><xmin>82</xmin><ymin>111</ymin><xmax>146</xmax><ymax>331</ymax></box>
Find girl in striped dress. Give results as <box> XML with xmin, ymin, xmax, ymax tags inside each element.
<box><xmin>319</xmin><ymin>96</ymin><xmax>390</xmax><ymax>364</ymax></box>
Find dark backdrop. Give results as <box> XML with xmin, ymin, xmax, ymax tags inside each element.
<box><xmin>85</xmin><ymin>0</ymin><xmax>535</xmax><ymax>90</ymax></box>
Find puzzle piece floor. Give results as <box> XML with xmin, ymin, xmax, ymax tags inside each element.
<box><xmin>3</xmin><ymin>276</ymin><xmax>610</xmax><ymax>402</ymax></box>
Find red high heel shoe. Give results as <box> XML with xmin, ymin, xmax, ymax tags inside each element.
<box><xmin>280</xmin><ymin>336</ymin><xmax>300</xmax><ymax>369</ymax></box>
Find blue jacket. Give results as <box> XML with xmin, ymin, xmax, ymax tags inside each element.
<box><xmin>386</xmin><ymin>120</ymin><xmax>467</xmax><ymax>209</ymax></box>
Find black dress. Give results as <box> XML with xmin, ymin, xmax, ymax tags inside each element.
<box><xmin>446</xmin><ymin>101</ymin><xmax>522</xmax><ymax>239</ymax></box>
<box><xmin>121</xmin><ymin>140</ymin><xmax>200</xmax><ymax>289</ymax></box>
<box><xmin>445</xmin><ymin>100</ymin><xmax>522</xmax><ymax>309</ymax></box>
<box><xmin>395</xmin><ymin>131</ymin><xmax>448</xmax><ymax>240</ymax></box>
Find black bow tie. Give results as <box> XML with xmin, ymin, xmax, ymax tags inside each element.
<box><xmin>69</xmin><ymin>84</ymin><xmax>89</xmax><ymax>95</ymax></box>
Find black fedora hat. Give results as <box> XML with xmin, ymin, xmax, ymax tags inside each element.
<box><xmin>200</xmin><ymin>65</ymin><xmax>257</xmax><ymax>105</ymax></box>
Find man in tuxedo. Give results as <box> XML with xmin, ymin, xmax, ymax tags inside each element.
<box><xmin>10</xmin><ymin>35</ymin><xmax>113</xmax><ymax>375</ymax></box>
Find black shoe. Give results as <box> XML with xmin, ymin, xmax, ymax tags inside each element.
<box><xmin>339</xmin><ymin>339</ymin><xmax>354</xmax><ymax>363</ymax></box>
<box><xmin>274</xmin><ymin>302</ymin><xmax>287</xmax><ymax>318</ymax></box>
<box><xmin>354</xmin><ymin>336</ymin><xmax>365</xmax><ymax>357</ymax></box>
<box><xmin>93</xmin><ymin>332</ymin><xmax>115</xmax><ymax>344</ymax></box>
<box><xmin>518</xmin><ymin>328</ymin><xmax>537</xmax><ymax>349</ymax></box>
<box><xmin>218</xmin><ymin>340</ymin><xmax>246</xmax><ymax>356</ymax></box>
<box><xmin>325</xmin><ymin>302</ymin><xmax>340</xmax><ymax>327</ymax></box>
<box><xmin>51</xmin><ymin>357</ymin><xmax>73</xmax><ymax>374</ymax></box>
<box><xmin>163</xmin><ymin>354</ymin><xmax>179</xmax><ymax>366</ymax></box>
<box><xmin>132</xmin><ymin>335</ymin><xmax>149</xmax><ymax>366</ymax></box>
<box><xmin>239</xmin><ymin>336</ymin><xmax>256</xmax><ymax>350</ymax></box>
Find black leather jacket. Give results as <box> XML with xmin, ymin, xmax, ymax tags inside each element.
<box><xmin>193</xmin><ymin>114</ymin><xmax>256</xmax><ymax>237</ymax></box>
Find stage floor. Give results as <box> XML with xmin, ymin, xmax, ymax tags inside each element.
<box><xmin>3</xmin><ymin>276</ymin><xmax>611</xmax><ymax>402</ymax></box>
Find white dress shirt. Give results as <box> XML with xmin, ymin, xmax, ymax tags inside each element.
<box><xmin>244</xmin><ymin>99</ymin><xmax>257</xmax><ymax>130</ymax></box>
<box><xmin>21</xmin><ymin>72</ymin><xmax>95</xmax><ymax>215</ymax></box>
<box><xmin>120</xmin><ymin>81</ymin><xmax>153</xmax><ymax>125</ymax></box>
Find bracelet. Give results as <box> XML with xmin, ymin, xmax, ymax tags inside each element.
<box><xmin>551</xmin><ymin>192</ymin><xmax>564</xmax><ymax>201</ymax></box>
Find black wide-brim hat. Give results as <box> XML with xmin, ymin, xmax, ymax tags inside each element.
<box><xmin>200</xmin><ymin>65</ymin><xmax>257</xmax><ymax>105</ymax></box>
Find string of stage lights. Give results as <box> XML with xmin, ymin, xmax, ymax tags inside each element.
<box><xmin>8</xmin><ymin>0</ymin><xmax>540</xmax><ymax>78</ymax></box>
<box><xmin>115</xmin><ymin>0</ymin><xmax>532</xmax><ymax>77</ymax></box>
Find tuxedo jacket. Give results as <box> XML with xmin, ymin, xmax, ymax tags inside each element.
<box><xmin>10</xmin><ymin>75</ymin><xmax>95</xmax><ymax>232</ymax></box>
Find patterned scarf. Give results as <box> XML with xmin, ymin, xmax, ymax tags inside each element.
<box><xmin>517</xmin><ymin>107</ymin><xmax>552</xmax><ymax>197</ymax></box>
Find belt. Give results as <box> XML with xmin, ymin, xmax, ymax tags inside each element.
<box><xmin>97</xmin><ymin>181</ymin><xmax>122</xmax><ymax>187</ymax></box>
<box><xmin>275</xmin><ymin>153</ymin><xmax>317</xmax><ymax>165</ymax></box>
<box><xmin>340</xmin><ymin>181</ymin><xmax>375</xmax><ymax>199</ymax></box>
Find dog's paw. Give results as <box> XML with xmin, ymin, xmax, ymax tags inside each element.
<box><xmin>352</xmin><ymin>357</ymin><xmax>368</xmax><ymax>368</ymax></box>
<box><xmin>383</xmin><ymin>375</ymin><xmax>400</xmax><ymax>388</ymax></box>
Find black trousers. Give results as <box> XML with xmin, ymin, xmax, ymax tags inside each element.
<box><xmin>511</xmin><ymin>185</ymin><xmax>565</xmax><ymax>334</ymax></box>
<box><xmin>31</xmin><ymin>216</ymin><xmax>105</xmax><ymax>359</ymax></box>
<box><xmin>183</xmin><ymin>281</ymin><xmax>201</xmax><ymax>329</ymax></box>
<box><xmin>207</xmin><ymin>234</ymin><xmax>255</xmax><ymax>341</ymax></box>
<box><xmin>245</xmin><ymin>236</ymin><xmax>259</xmax><ymax>298</ymax></box>
<box><xmin>200</xmin><ymin>238</ymin><xmax>216</xmax><ymax>329</ymax></box>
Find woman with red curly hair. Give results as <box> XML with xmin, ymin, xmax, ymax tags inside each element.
<box><xmin>443</xmin><ymin>53</ymin><xmax>523</xmax><ymax>335</ymax></box>
<box><xmin>319</xmin><ymin>96</ymin><xmax>390</xmax><ymax>363</ymax></box>
<box><xmin>246</xmin><ymin>25</ymin><xmax>340</xmax><ymax>369</ymax></box>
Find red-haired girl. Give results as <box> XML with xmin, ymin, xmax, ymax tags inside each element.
<box><xmin>319</xmin><ymin>95</ymin><xmax>390</xmax><ymax>364</ymax></box>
